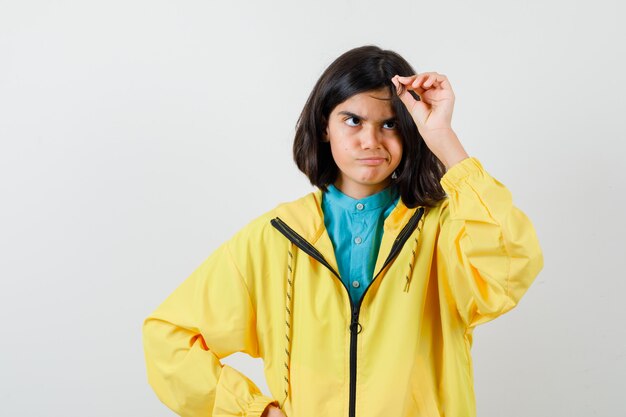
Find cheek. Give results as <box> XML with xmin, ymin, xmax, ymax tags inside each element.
<box><xmin>331</xmin><ymin>125</ymin><xmax>356</xmax><ymax>142</ymax></box>
<box><xmin>328</xmin><ymin>126</ymin><xmax>356</xmax><ymax>153</ymax></box>
<box><xmin>388</xmin><ymin>137</ymin><xmax>403</xmax><ymax>158</ymax></box>
<box><xmin>328</xmin><ymin>139</ymin><xmax>350</xmax><ymax>164</ymax></box>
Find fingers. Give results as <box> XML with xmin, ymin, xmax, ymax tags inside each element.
<box><xmin>393</xmin><ymin>72</ymin><xmax>449</xmax><ymax>91</ymax></box>
<box><xmin>392</xmin><ymin>75</ymin><xmax>423</xmax><ymax>98</ymax></box>
<box><xmin>391</xmin><ymin>75</ymin><xmax>421</xmax><ymax>111</ymax></box>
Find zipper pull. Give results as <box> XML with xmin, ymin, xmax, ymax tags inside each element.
<box><xmin>349</xmin><ymin>310</ymin><xmax>362</xmax><ymax>334</ymax></box>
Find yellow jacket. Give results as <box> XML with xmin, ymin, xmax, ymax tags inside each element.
<box><xmin>142</xmin><ymin>157</ymin><xmax>544</xmax><ymax>417</ymax></box>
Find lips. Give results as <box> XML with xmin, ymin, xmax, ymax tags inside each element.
<box><xmin>357</xmin><ymin>157</ymin><xmax>387</xmax><ymax>166</ymax></box>
<box><xmin>357</xmin><ymin>154</ymin><xmax>387</xmax><ymax>161</ymax></box>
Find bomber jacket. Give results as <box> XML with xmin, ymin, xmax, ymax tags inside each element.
<box><xmin>142</xmin><ymin>156</ymin><xmax>544</xmax><ymax>417</ymax></box>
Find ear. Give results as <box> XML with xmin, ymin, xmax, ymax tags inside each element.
<box><xmin>321</xmin><ymin>117</ymin><xmax>330</xmax><ymax>142</ymax></box>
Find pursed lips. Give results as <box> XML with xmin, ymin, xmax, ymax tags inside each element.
<box><xmin>356</xmin><ymin>156</ymin><xmax>388</xmax><ymax>165</ymax></box>
<box><xmin>357</xmin><ymin>155</ymin><xmax>387</xmax><ymax>161</ymax></box>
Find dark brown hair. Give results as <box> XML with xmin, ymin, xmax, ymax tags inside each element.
<box><xmin>293</xmin><ymin>45</ymin><xmax>446</xmax><ymax>208</ymax></box>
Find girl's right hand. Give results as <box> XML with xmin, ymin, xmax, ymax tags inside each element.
<box><xmin>264</xmin><ymin>405</ymin><xmax>287</xmax><ymax>417</ymax></box>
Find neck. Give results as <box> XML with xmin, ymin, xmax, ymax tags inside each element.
<box><xmin>333</xmin><ymin>179</ymin><xmax>392</xmax><ymax>200</ymax></box>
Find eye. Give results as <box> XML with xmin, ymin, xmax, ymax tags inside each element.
<box><xmin>345</xmin><ymin>116</ymin><xmax>361</xmax><ymax>127</ymax></box>
<box><xmin>383</xmin><ymin>120</ymin><xmax>397</xmax><ymax>129</ymax></box>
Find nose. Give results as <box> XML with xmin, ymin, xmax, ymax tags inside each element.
<box><xmin>359</xmin><ymin>125</ymin><xmax>382</xmax><ymax>150</ymax></box>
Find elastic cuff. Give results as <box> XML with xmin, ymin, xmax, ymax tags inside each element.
<box><xmin>246</xmin><ymin>394</ymin><xmax>278</xmax><ymax>417</ymax></box>
<box><xmin>440</xmin><ymin>156</ymin><xmax>484</xmax><ymax>192</ymax></box>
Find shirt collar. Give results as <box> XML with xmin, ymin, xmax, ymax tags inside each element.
<box><xmin>324</xmin><ymin>183</ymin><xmax>399</xmax><ymax>212</ymax></box>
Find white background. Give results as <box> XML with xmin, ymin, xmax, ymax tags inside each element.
<box><xmin>1</xmin><ymin>0</ymin><xmax>624</xmax><ymax>416</ymax></box>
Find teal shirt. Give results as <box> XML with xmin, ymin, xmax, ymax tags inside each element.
<box><xmin>321</xmin><ymin>184</ymin><xmax>400</xmax><ymax>303</ymax></box>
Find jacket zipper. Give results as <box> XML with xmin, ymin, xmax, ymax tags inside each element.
<box><xmin>270</xmin><ymin>206</ymin><xmax>424</xmax><ymax>417</ymax></box>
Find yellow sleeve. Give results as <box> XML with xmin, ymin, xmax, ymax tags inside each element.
<box><xmin>436</xmin><ymin>156</ymin><xmax>544</xmax><ymax>328</ymax></box>
<box><xmin>142</xmin><ymin>239</ymin><xmax>277</xmax><ymax>416</ymax></box>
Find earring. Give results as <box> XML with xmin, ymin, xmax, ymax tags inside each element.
<box><xmin>391</xmin><ymin>171</ymin><xmax>398</xmax><ymax>180</ymax></box>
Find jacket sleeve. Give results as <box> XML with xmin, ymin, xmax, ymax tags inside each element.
<box><xmin>142</xmin><ymin>237</ymin><xmax>277</xmax><ymax>416</ymax></box>
<box><xmin>436</xmin><ymin>156</ymin><xmax>544</xmax><ymax>328</ymax></box>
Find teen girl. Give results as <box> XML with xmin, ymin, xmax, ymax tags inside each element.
<box><xmin>142</xmin><ymin>45</ymin><xmax>544</xmax><ymax>417</ymax></box>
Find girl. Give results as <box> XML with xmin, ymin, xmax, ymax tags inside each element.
<box><xmin>142</xmin><ymin>45</ymin><xmax>543</xmax><ymax>417</ymax></box>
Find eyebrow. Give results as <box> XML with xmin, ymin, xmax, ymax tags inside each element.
<box><xmin>337</xmin><ymin>111</ymin><xmax>396</xmax><ymax>122</ymax></box>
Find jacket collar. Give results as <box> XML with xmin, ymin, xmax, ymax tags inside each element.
<box><xmin>273</xmin><ymin>188</ymin><xmax>422</xmax><ymax>278</ymax></box>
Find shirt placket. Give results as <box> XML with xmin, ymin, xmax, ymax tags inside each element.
<box><xmin>349</xmin><ymin>203</ymin><xmax>369</xmax><ymax>300</ymax></box>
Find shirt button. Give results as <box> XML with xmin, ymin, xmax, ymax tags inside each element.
<box><xmin>356</xmin><ymin>203</ymin><xmax>364</xmax><ymax>211</ymax></box>
<box><xmin>352</xmin><ymin>280</ymin><xmax>360</xmax><ymax>288</ymax></box>
<box><xmin>354</xmin><ymin>236</ymin><xmax>362</xmax><ymax>244</ymax></box>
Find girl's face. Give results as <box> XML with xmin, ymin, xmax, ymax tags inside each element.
<box><xmin>324</xmin><ymin>88</ymin><xmax>403</xmax><ymax>199</ymax></box>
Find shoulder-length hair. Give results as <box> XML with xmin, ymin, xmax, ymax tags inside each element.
<box><xmin>293</xmin><ymin>45</ymin><xmax>446</xmax><ymax>208</ymax></box>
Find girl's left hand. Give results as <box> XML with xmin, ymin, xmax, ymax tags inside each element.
<box><xmin>391</xmin><ymin>72</ymin><xmax>455</xmax><ymax>136</ymax></box>
<box><xmin>392</xmin><ymin>72</ymin><xmax>469</xmax><ymax>170</ymax></box>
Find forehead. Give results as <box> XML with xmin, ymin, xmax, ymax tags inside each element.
<box><xmin>332</xmin><ymin>88</ymin><xmax>395</xmax><ymax>115</ymax></box>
